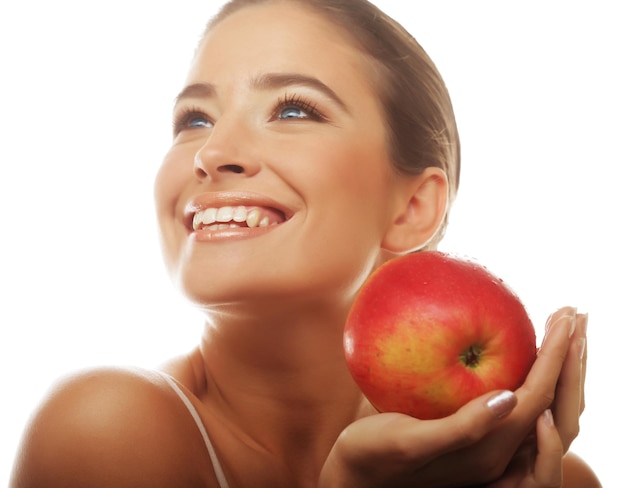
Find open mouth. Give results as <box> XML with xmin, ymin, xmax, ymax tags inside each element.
<box><xmin>192</xmin><ymin>205</ymin><xmax>287</xmax><ymax>231</ymax></box>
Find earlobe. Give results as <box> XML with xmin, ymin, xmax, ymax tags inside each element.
<box><xmin>382</xmin><ymin>167</ymin><xmax>449</xmax><ymax>254</ymax></box>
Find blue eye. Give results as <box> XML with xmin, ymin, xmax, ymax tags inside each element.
<box><xmin>273</xmin><ymin>94</ymin><xmax>325</xmax><ymax>122</ymax></box>
<box><xmin>278</xmin><ymin>106</ymin><xmax>308</xmax><ymax>119</ymax></box>
<box><xmin>188</xmin><ymin>116</ymin><xmax>212</xmax><ymax>128</ymax></box>
<box><xmin>173</xmin><ymin>108</ymin><xmax>213</xmax><ymax>135</ymax></box>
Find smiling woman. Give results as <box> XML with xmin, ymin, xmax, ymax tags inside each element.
<box><xmin>2</xmin><ymin>0</ymin><xmax>622</xmax><ymax>486</ymax></box>
<box><xmin>154</xmin><ymin>1</ymin><xmax>449</xmax><ymax>314</ymax></box>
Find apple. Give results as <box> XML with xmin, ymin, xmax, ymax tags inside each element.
<box><xmin>344</xmin><ymin>251</ymin><xmax>537</xmax><ymax>420</ymax></box>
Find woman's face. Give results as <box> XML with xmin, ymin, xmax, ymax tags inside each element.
<box><xmin>155</xmin><ymin>1</ymin><xmax>405</xmax><ymax>311</ymax></box>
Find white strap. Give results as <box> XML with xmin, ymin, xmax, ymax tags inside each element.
<box><xmin>160</xmin><ymin>372</ymin><xmax>230</xmax><ymax>488</ymax></box>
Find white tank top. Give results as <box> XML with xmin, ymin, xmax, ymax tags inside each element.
<box><xmin>160</xmin><ymin>372</ymin><xmax>230</xmax><ymax>488</ymax></box>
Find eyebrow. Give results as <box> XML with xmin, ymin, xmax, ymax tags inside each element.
<box><xmin>174</xmin><ymin>82</ymin><xmax>215</xmax><ymax>105</ymax></box>
<box><xmin>174</xmin><ymin>72</ymin><xmax>349</xmax><ymax>113</ymax></box>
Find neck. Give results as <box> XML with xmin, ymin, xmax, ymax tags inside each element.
<box><xmin>196</xmin><ymin>298</ymin><xmax>372</xmax><ymax>471</ymax></box>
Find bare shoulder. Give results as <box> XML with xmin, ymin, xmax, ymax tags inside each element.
<box><xmin>563</xmin><ymin>451</ymin><xmax>602</xmax><ymax>487</ymax></box>
<box><xmin>10</xmin><ymin>366</ymin><xmax>217</xmax><ymax>488</ymax></box>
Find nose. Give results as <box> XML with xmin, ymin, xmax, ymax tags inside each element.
<box><xmin>193</xmin><ymin>118</ymin><xmax>261</xmax><ymax>181</ymax></box>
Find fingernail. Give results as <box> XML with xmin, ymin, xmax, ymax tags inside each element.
<box><xmin>579</xmin><ymin>313</ymin><xmax>589</xmax><ymax>335</ymax></box>
<box><xmin>551</xmin><ymin>309</ymin><xmax>577</xmax><ymax>338</ymax></box>
<box><xmin>578</xmin><ymin>338</ymin><xmax>587</xmax><ymax>360</ymax></box>
<box><xmin>543</xmin><ymin>408</ymin><xmax>555</xmax><ymax>427</ymax></box>
<box><xmin>568</xmin><ymin>312</ymin><xmax>577</xmax><ymax>338</ymax></box>
<box><xmin>543</xmin><ymin>308</ymin><xmax>577</xmax><ymax>345</ymax></box>
<box><xmin>487</xmin><ymin>390</ymin><xmax>517</xmax><ymax>419</ymax></box>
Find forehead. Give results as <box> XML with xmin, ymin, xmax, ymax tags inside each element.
<box><xmin>186</xmin><ymin>2</ymin><xmax>379</xmax><ymax>97</ymax></box>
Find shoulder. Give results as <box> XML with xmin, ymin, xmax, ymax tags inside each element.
<box><xmin>563</xmin><ymin>451</ymin><xmax>602</xmax><ymax>487</ymax></box>
<box><xmin>10</xmin><ymin>366</ymin><xmax>216</xmax><ymax>488</ymax></box>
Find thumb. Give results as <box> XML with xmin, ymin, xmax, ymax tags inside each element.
<box><xmin>402</xmin><ymin>390</ymin><xmax>518</xmax><ymax>459</ymax></box>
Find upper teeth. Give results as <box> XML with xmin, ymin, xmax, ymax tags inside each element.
<box><xmin>193</xmin><ymin>205</ymin><xmax>271</xmax><ymax>231</ymax></box>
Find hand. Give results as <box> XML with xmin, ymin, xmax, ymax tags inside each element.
<box><xmin>486</xmin><ymin>309</ymin><xmax>588</xmax><ymax>487</ymax></box>
<box><xmin>319</xmin><ymin>307</ymin><xmax>580</xmax><ymax>488</ymax></box>
<box><xmin>483</xmin><ymin>409</ymin><xmax>563</xmax><ymax>487</ymax></box>
<box><xmin>551</xmin><ymin>311</ymin><xmax>587</xmax><ymax>453</ymax></box>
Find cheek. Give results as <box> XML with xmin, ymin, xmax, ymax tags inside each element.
<box><xmin>153</xmin><ymin>148</ymin><xmax>192</xmax><ymax>269</ymax></box>
<box><xmin>291</xmin><ymin>140</ymin><xmax>395</xmax><ymax>277</ymax></box>
<box><xmin>154</xmin><ymin>147</ymin><xmax>191</xmax><ymax>217</ymax></box>
<box><xmin>303</xmin><ymin>140</ymin><xmax>395</xmax><ymax>220</ymax></box>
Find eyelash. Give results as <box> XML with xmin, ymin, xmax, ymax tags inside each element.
<box><xmin>272</xmin><ymin>93</ymin><xmax>326</xmax><ymax>121</ymax></box>
<box><xmin>172</xmin><ymin>93</ymin><xmax>327</xmax><ymax>135</ymax></box>
<box><xmin>172</xmin><ymin>106</ymin><xmax>209</xmax><ymax>135</ymax></box>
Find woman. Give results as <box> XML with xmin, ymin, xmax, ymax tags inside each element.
<box><xmin>11</xmin><ymin>0</ymin><xmax>599</xmax><ymax>486</ymax></box>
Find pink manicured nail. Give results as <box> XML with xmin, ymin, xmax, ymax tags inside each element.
<box><xmin>541</xmin><ymin>310</ymin><xmax>576</xmax><ymax>348</ymax></box>
<box><xmin>579</xmin><ymin>313</ymin><xmax>589</xmax><ymax>335</ymax></box>
<box><xmin>568</xmin><ymin>313</ymin><xmax>577</xmax><ymax>338</ymax></box>
<box><xmin>578</xmin><ymin>338</ymin><xmax>587</xmax><ymax>360</ymax></box>
<box><xmin>487</xmin><ymin>391</ymin><xmax>516</xmax><ymax>419</ymax></box>
<box><xmin>543</xmin><ymin>409</ymin><xmax>554</xmax><ymax>427</ymax></box>
<box><xmin>548</xmin><ymin>310</ymin><xmax>577</xmax><ymax>338</ymax></box>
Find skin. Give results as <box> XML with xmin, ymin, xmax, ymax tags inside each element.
<box><xmin>10</xmin><ymin>2</ymin><xmax>600</xmax><ymax>487</ymax></box>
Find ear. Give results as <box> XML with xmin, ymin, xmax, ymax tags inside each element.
<box><xmin>381</xmin><ymin>167</ymin><xmax>449</xmax><ymax>254</ymax></box>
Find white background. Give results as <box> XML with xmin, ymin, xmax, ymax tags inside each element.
<box><xmin>1</xmin><ymin>1</ymin><xmax>623</xmax><ymax>484</ymax></box>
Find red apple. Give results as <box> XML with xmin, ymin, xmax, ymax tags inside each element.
<box><xmin>344</xmin><ymin>251</ymin><xmax>537</xmax><ymax>420</ymax></box>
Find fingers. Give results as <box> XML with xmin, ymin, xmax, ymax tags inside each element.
<box><xmin>552</xmin><ymin>312</ymin><xmax>587</xmax><ymax>452</ymax></box>
<box><xmin>406</xmin><ymin>389</ymin><xmax>518</xmax><ymax>460</ymax></box>
<box><xmin>573</xmin><ymin>313</ymin><xmax>587</xmax><ymax>416</ymax></box>
<box><xmin>515</xmin><ymin>307</ymin><xmax>577</xmax><ymax>418</ymax></box>
<box><xmin>345</xmin><ymin>390</ymin><xmax>517</xmax><ymax>464</ymax></box>
<box><xmin>480</xmin><ymin>410</ymin><xmax>563</xmax><ymax>488</ymax></box>
<box><xmin>531</xmin><ymin>409</ymin><xmax>563</xmax><ymax>487</ymax></box>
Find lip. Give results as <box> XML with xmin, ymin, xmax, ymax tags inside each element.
<box><xmin>183</xmin><ymin>191</ymin><xmax>294</xmax><ymax>241</ymax></box>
